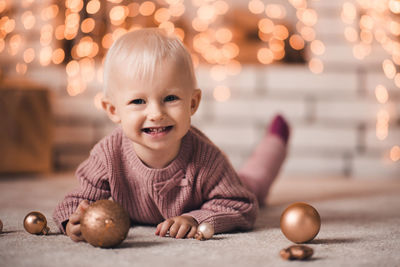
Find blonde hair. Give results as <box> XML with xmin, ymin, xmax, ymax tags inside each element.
<box><xmin>103</xmin><ymin>28</ymin><xmax>197</xmax><ymax>96</ymax></box>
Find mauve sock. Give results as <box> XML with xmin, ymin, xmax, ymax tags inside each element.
<box><xmin>269</xmin><ymin>114</ymin><xmax>290</xmax><ymax>144</ymax></box>
<box><xmin>238</xmin><ymin>114</ymin><xmax>290</xmax><ymax>206</ymax></box>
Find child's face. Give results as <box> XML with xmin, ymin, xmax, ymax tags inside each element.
<box><xmin>103</xmin><ymin>60</ymin><xmax>201</xmax><ymax>160</ymax></box>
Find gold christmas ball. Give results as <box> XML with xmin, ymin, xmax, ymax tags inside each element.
<box><xmin>81</xmin><ymin>199</ymin><xmax>130</xmax><ymax>248</ymax></box>
<box><xmin>0</xmin><ymin>219</ymin><xmax>3</xmax><ymax>233</ymax></box>
<box><xmin>195</xmin><ymin>222</ymin><xmax>214</xmax><ymax>241</ymax></box>
<box><xmin>23</xmin><ymin>211</ymin><xmax>49</xmax><ymax>235</ymax></box>
<box><xmin>280</xmin><ymin>202</ymin><xmax>321</xmax><ymax>243</ymax></box>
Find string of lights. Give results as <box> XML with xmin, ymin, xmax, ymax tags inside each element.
<box><xmin>0</xmin><ymin>0</ymin><xmax>398</xmax><ymax>163</ymax></box>
<box><xmin>0</xmin><ymin>0</ymin><xmax>322</xmax><ymax>98</ymax></box>
<box><xmin>341</xmin><ymin>0</ymin><xmax>400</xmax><ymax>162</ymax></box>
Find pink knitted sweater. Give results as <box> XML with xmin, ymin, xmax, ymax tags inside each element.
<box><xmin>53</xmin><ymin>126</ymin><xmax>258</xmax><ymax>234</ymax></box>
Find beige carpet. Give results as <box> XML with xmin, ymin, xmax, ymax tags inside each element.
<box><xmin>0</xmin><ymin>173</ymin><xmax>399</xmax><ymax>267</ymax></box>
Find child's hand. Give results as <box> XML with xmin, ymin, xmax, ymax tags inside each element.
<box><xmin>65</xmin><ymin>200</ymin><xmax>90</xmax><ymax>242</ymax></box>
<box><xmin>155</xmin><ymin>215</ymin><xmax>198</xmax><ymax>239</ymax></box>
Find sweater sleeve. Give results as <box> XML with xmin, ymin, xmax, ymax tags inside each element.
<box><xmin>183</xmin><ymin>153</ymin><xmax>259</xmax><ymax>234</ymax></box>
<box><xmin>52</xmin><ymin>154</ymin><xmax>111</xmax><ymax>234</ymax></box>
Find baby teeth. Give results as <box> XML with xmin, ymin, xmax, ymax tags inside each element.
<box><xmin>149</xmin><ymin>127</ymin><xmax>166</xmax><ymax>133</ymax></box>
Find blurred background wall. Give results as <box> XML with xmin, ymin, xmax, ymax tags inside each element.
<box><xmin>0</xmin><ymin>0</ymin><xmax>399</xmax><ymax>178</ymax></box>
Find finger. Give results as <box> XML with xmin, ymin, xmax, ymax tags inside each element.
<box><xmin>155</xmin><ymin>223</ymin><xmax>162</xmax><ymax>235</ymax></box>
<box><xmin>187</xmin><ymin>226</ymin><xmax>198</xmax><ymax>239</ymax></box>
<box><xmin>69</xmin><ymin>223</ymin><xmax>82</xmax><ymax>237</ymax></box>
<box><xmin>69</xmin><ymin>212</ymin><xmax>81</xmax><ymax>224</ymax></box>
<box><xmin>77</xmin><ymin>200</ymin><xmax>90</xmax><ymax>214</ymax></box>
<box><xmin>80</xmin><ymin>200</ymin><xmax>90</xmax><ymax>209</ymax></box>
<box><xmin>169</xmin><ymin>222</ymin><xmax>180</xmax><ymax>238</ymax></box>
<box><xmin>68</xmin><ymin>224</ymin><xmax>84</xmax><ymax>242</ymax></box>
<box><xmin>70</xmin><ymin>234</ymin><xmax>80</xmax><ymax>242</ymax></box>
<box><xmin>70</xmin><ymin>233</ymin><xmax>85</xmax><ymax>242</ymax></box>
<box><xmin>159</xmin><ymin>220</ymin><xmax>174</xmax><ymax>237</ymax></box>
<box><xmin>175</xmin><ymin>224</ymin><xmax>191</xmax><ymax>239</ymax></box>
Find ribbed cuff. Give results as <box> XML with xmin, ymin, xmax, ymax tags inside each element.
<box><xmin>53</xmin><ymin>199</ymin><xmax>80</xmax><ymax>234</ymax></box>
<box><xmin>182</xmin><ymin>209</ymin><xmax>216</xmax><ymax>230</ymax></box>
<box><xmin>182</xmin><ymin>209</ymin><xmax>257</xmax><ymax>234</ymax></box>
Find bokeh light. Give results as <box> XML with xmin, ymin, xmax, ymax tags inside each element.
<box><xmin>376</xmin><ymin>109</ymin><xmax>389</xmax><ymax>140</ymax></box>
<box><xmin>87</xmin><ymin>0</ymin><xmax>100</xmax><ymax>15</ymax></box>
<box><xmin>342</xmin><ymin>1</ymin><xmax>400</xmax><ymax>147</ymax></box>
<box><xmin>289</xmin><ymin>34</ymin><xmax>305</xmax><ymax>50</ymax></box>
<box><xmin>94</xmin><ymin>92</ymin><xmax>104</xmax><ymax>110</ymax></box>
<box><xmin>382</xmin><ymin>59</ymin><xmax>396</xmax><ymax>79</ymax></box>
<box><xmin>310</xmin><ymin>40</ymin><xmax>325</xmax><ymax>55</ymax></box>
<box><xmin>248</xmin><ymin>0</ymin><xmax>265</xmax><ymax>15</ymax></box>
<box><xmin>39</xmin><ymin>46</ymin><xmax>53</xmax><ymax>66</ymax></box>
<box><xmin>0</xmin><ymin>0</ymin><xmax>322</xmax><ymax>97</ymax></box>
<box><xmin>375</xmin><ymin>85</ymin><xmax>389</xmax><ymax>104</ymax></box>
<box><xmin>213</xmin><ymin>85</ymin><xmax>231</xmax><ymax>102</ymax></box>
<box><xmin>308</xmin><ymin>57</ymin><xmax>324</xmax><ymax>74</ymax></box>
<box><xmin>390</xmin><ymin>145</ymin><xmax>400</xmax><ymax>162</ymax></box>
<box><xmin>265</xmin><ymin>4</ymin><xmax>287</xmax><ymax>19</ymax></box>
<box><xmin>23</xmin><ymin>48</ymin><xmax>35</xmax><ymax>63</ymax></box>
<box><xmin>16</xmin><ymin>62</ymin><xmax>27</xmax><ymax>75</ymax></box>
<box><xmin>257</xmin><ymin>47</ymin><xmax>274</xmax><ymax>64</ymax></box>
<box><xmin>22</xmin><ymin>11</ymin><xmax>35</xmax><ymax>30</ymax></box>
<box><xmin>52</xmin><ymin>48</ymin><xmax>65</xmax><ymax>65</ymax></box>
<box><xmin>81</xmin><ymin>18</ymin><xmax>95</xmax><ymax>33</ymax></box>
<box><xmin>139</xmin><ymin>1</ymin><xmax>156</xmax><ymax>16</ymax></box>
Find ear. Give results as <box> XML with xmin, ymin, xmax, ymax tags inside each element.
<box><xmin>190</xmin><ymin>88</ymin><xmax>202</xmax><ymax>115</ymax></box>
<box><xmin>101</xmin><ymin>96</ymin><xmax>121</xmax><ymax>124</ymax></box>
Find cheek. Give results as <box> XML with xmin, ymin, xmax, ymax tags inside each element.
<box><xmin>121</xmin><ymin>111</ymin><xmax>142</xmax><ymax>128</ymax></box>
<box><xmin>175</xmin><ymin>106</ymin><xmax>192</xmax><ymax>121</ymax></box>
<box><xmin>182</xmin><ymin>100</ymin><xmax>194</xmax><ymax>114</ymax></box>
<box><xmin>167</xmin><ymin>103</ymin><xmax>186</xmax><ymax>114</ymax></box>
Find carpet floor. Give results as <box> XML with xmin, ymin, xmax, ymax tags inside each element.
<box><xmin>0</xmin><ymin>173</ymin><xmax>399</xmax><ymax>267</ymax></box>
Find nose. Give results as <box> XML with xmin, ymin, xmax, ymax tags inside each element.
<box><xmin>147</xmin><ymin>102</ymin><xmax>164</xmax><ymax>121</ymax></box>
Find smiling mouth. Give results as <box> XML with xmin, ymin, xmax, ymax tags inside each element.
<box><xmin>142</xmin><ymin>126</ymin><xmax>173</xmax><ymax>134</ymax></box>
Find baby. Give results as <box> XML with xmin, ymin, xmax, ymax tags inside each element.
<box><xmin>53</xmin><ymin>28</ymin><xmax>289</xmax><ymax>241</ymax></box>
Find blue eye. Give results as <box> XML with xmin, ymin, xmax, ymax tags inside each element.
<box><xmin>130</xmin><ymin>99</ymin><xmax>145</xmax><ymax>105</ymax></box>
<box><xmin>165</xmin><ymin>95</ymin><xmax>179</xmax><ymax>102</ymax></box>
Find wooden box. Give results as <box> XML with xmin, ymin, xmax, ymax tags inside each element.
<box><xmin>0</xmin><ymin>79</ymin><xmax>53</xmax><ymax>173</ymax></box>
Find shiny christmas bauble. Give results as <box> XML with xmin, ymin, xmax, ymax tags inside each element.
<box><xmin>195</xmin><ymin>222</ymin><xmax>214</xmax><ymax>240</ymax></box>
<box><xmin>23</xmin><ymin>211</ymin><xmax>49</xmax><ymax>235</ymax></box>
<box><xmin>80</xmin><ymin>199</ymin><xmax>130</xmax><ymax>248</ymax></box>
<box><xmin>280</xmin><ymin>202</ymin><xmax>321</xmax><ymax>243</ymax></box>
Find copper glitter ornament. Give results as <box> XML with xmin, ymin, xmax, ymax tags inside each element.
<box><xmin>280</xmin><ymin>202</ymin><xmax>321</xmax><ymax>243</ymax></box>
<box><xmin>280</xmin><ymin>245</ymin><xmax>314</xmax><ymax>260</ymax></box>
<box><xmin>195</xmin><ymin>222</ymin><xmax>214</xmax><ymax>240</ymax></box>
<box><xmin>80</xmin><ymin>199</ymin><xmax>130</xmax><ymax>248</ymax></box>
<box><xmin>23</xmin><ymin>211</ymin><xmax>49</xmax><ymax>235</ymax></box>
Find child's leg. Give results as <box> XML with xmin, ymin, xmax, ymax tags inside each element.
<box><xmin>238</xmin><ymin>114</ymin><xmax>290</xmax><ymax>206</ymax></box>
